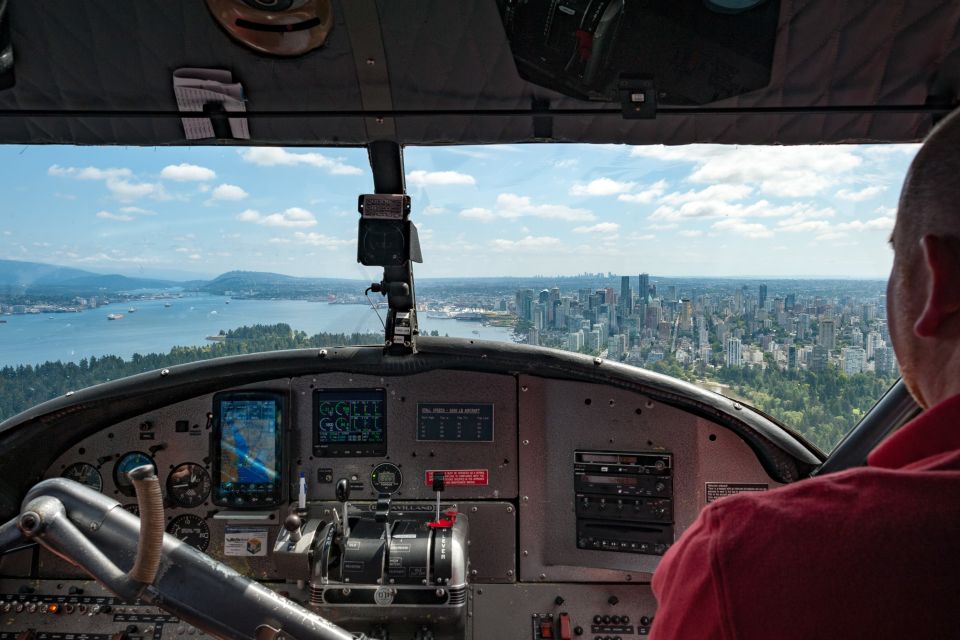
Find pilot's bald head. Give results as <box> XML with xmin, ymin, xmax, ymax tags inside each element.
<box><xmin>888</xmin><ymin>107</ymin><xmax>960</xmax><ymax>409</ymax></box>
<box><xmin>896</xmin><ymin>109</ymin><xmax>960</xmax><ymax>256</ymax></box>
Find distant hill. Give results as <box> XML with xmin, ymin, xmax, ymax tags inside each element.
<box><xmin>201</xmin><ymin>271</ymin><xmax>362</xmax><ymax>296</ymax></box>
<box><xmin>0</xmin><ymin>259</ymin><xmax>182</xmax><ymax>295</ymax></box>
<box><xmin>0</xmin><ymin>259</ymin><xmax>97</xmax><ymax>286</ymax></box>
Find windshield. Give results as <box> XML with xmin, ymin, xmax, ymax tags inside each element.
<box><xmin>0</xmin><ymin>143</ymin><xmax>916</xmax><ymax>453</ymax></box>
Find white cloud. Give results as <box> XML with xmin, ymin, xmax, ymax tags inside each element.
<box><xmin>625</xmin><ymin>233</ymin><xmax>656</xmax><ymax>241</ymax></box>
<box><xmin>617</xmin><ymin>180</ymin><xmax>668</xmax><ymax>204</ymax></box>
<box><xmin>679</xmin><ymin>230</ymin><xmax>704</xmax><ymax>237</ymax></box>
<box><xmin>119</xmin><ymin>206</ymin><xmax>156</xmax><ymax>215</ymax></box>
<box><xmin>659</xmin><ymin>184</ymin><xmax>752</xmax><ymax>205</ymax></box>
<box><xmin>874</xmin><ymin>205</ymin><xmax>897</xmax><ymax>217</ymax></box>
<box><xmin>630</xmin><ymin>145</ymin><xmax>862</xmax><ymax>197</ymax></box>
<box><xmin>491</xmin><ymin>236</ymin><xmax>562</xmax><ymax>252</ymax></box>
<box><xmin>651</xmin><ymin>200</ymin><xmax>833</xmax><ymax>222</ymax></box>
<box><xmin>836</xmin><ymin>185</ymin><xmax>885</xmax><ymax>201</ymax></box>
<box><xmin>95</xmin><ymin>210</ymin><xmax>133</xmax><ymax>222</ymax></box>
<box><xmin>407</xmin><ymin>170</ymin><xmax>476</xmax><ymax>186</ymax></box>
<box><xmin>711</xmin><ymin>219</ymin><xmax>773</xmax><ymax>238</ymax></box>
<box><xmin>291</xmin><ymin>232</ymin><xmax>352</xmax><ymax>248</ymax></box>
<box><xmin>570</xmin><ymin>177</ymin><xmax>635</xmax><ymax>196</ymax></box>
<box><xmin>174</xmin><ymin>247</ymin><xmax>191</xmax><ymax>253</ymax></box>
<box><xmin>106</xmin><ymin>179</ymin><xmax>164</xmax><ymax>201</ymax></box>
<box><xmin>573</xmin><ymin>222</ymin><xmax>620</xmax><ymax>234</ymax></box>
<box><xmin>210</xmin><ymin>184</ymin><xmax>249</xmax><ymax>201</ymax></box>
<box><xmin>459</xmin><ymin>193</ymin><xmax>595</xmax><ymax>223</ymax></box>
<box><xmin>835</xmin><ymin>215</ymin><xmax>895</xmax><ymax>232</ymax></box>
<box><xmin>648</xmin><ymin>222</ymin><xmax>678</xmax><ymax>230</ymax></box>
<box><xmin>240</xmin><ymin>147</ymin><xmax>363</xmax><ymax>176</ymax></box>
<box><xmin>237</xmin><ymin>207</ymin><xmax>317</xmax><ymax>228</ymax></box>
<box><xmin>554</xmin><ymin>159</ymin><xmax>578</xmax><ymax>169</ymax></box>
<box><xmin>160</xmin><ymin>163</ymin><xmax>216</xmax><ymax>181</ymax></box>
<box><xmin>49</xmin><ymin>165</ymin><xmax>132</xmax><ymax>180</ymax></box>
<box><xmin>422</xmin><ymin>205</ymin><xmax>448</xmax><ymax>216</ymax></box>
<box><xmin>459</xmin><ymin>207</ymin><xmax>496</xmax><ymax>222</ymax></box>
<box><xmin>49</xmin><ymin>164</ymin><xmax>166</xmax><ymax>202</ymax></box>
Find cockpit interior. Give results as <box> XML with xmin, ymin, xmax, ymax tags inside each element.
<box><xmin>0</xmin><ymin>2</ymin><xmax>957</xmax><ymax>639</ymax></box>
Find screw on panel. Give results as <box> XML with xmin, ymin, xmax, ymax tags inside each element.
<box><xmin>522</xmin><ymin>439</ymin><xmax>530</xmax><ymax>446</ymax></box>
<box><xmin>319</xmin><ymin>349</ymin><xmax>327</xmax><ymax>358</ymax></box>
<box><xmin>160</xmin><ymin>369</ymin><xmax>170</xmax><ymax>377</ymax></box>
<box><xmin>645</xmin><ymin>400</ymin><xmax>654</xmax><ymax>409</ymax></box>
<box><xmin>522</xmin><ymin>496</ymin><xmax>529</xmax><ymax>502</ymax></box>
<box><xmin>506</xmin><ymin>570</ymin><xmax>514</xmax><ymax>577</ymax></box>
<box><xmin>521</xmin><ymin>385</ymin><xmax>528</xmax><ymax>392</ymax></box>
<box><xmin>539</xmin><ymin>573</ymin><xmax>547</xmax><ymax>580</ymax></box>
<box><xmin>522</xmin><ymin>550</ymin><xmax>529</xmax><ymax>556</ymax></box>
<box><xmin>470</xmin><ymin>506</ymin><xmax>478</xmax><ymax>512</ymax></box>
<box><xmin>506</xmin><ymin>506</ymin><xmax>513</xmax><ymax>513</ymax></box>
<box><xmin>733</xmin><ymin>402</ymin><xmax>743</xmax><ymax>410</ymax></box>
<box><xmin>593</xmin><ymin>357</ymin><xmax>603</xmax><ymax>366</ymax></box>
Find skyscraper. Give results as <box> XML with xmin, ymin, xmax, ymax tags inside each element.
<box><xmin>638</xmin><ymin>273</ymin><xmax>650</xmax><ymax>304</ymax></box>
<box><xmin>725</xmin><ymin>337</ymin><xmax>742</xmax><ymax>367</ymax></box>
<box><xmin>819</xmin><ymin>318</ymin><xmax>837</xmax><ymax>351</ymax></box>
<box><xmin>759</xmin><ymin>283</ymin><xmax>768</xmax><ymax>309</ymax></box>
<box><xmin>619</xmin><ymin>275</ymin><xmax>632</xmax><ymax>315</ymax></box>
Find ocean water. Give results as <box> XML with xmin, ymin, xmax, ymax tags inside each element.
<box><xmin>0</xmin><ymin>295</ymin><xmax>515</xmax><ymax>367</ymax></box>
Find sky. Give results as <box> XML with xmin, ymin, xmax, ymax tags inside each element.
<box><xmin>0</xmin><ymin>142</ymin><xmax>919</xmax><ymax>280</ymax></box>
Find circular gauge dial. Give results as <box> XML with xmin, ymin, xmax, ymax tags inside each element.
<box><xmin>113</xmin><ymin>452</ymin><xmax>156</xmax><ymax>497</ymax></box>
<box><xmin>167</xmin><ymin>463</ymin><xmax>211</xmax><ymax>508</ymax></box>
<box><xmin>371</xmin><ymin>462</ymin><xmax>403</xmax><ymax>494</ymax></box>
<box><xmin>62</xmin><ymin>462</ymin><xmax>103</xmax><ymax>491</ymax></box>
<box><xmin>166</xmin><ymin>514</ymin><xmax>210</xmax><ymax>552</ymax></box>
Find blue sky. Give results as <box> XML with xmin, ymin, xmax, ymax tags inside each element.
<box><xmin>0</xmin><ymin>142</ymin><xmax>917</xmax><ymax>280</ymax></box>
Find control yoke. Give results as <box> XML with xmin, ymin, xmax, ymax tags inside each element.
<box><xmin>0</xmin><ymin>474</ymin><xmax>363</xmax><ymax>640</ymax></box>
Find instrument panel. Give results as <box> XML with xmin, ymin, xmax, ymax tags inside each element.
<box><xmin>3</xmin><ymin>367</ymin><xmax>787</xmax><ymax>639</ymax></box>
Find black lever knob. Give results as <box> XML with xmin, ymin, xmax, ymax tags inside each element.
<box><xmin>283</xmin><ymin>513</ymin><xmax>302</xmax><ymax>543</ymax></box>
<box><xmin>335</xmin><ymin>478</ymin><xmax>350</xmax><ymax>503</ymax></box>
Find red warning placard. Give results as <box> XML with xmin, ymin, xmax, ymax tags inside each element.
<box><xmin>424</xmin><ymin>469</ymin><xmax>489</xmax><ymax>486</ymax></box>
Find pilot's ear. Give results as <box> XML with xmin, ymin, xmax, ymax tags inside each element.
<box><xmin>914</xmin><ymin>234</ymin><xmax>960</xmax><ymax>337</ymax></box>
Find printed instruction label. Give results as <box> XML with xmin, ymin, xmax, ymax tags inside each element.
<box><xmin>705</xmin><ymin>482</ymin><xmax>768</xmax><ymax>503</ymax></box>
<box><xmin>224</xmin><ymin>526</ymin><xmax>268</xmax><ymax>556</ymax></box>
<box><xmin>424</xmin><ymin>469</ymin><xmax>489</xmax><ymax>487</ymax></box>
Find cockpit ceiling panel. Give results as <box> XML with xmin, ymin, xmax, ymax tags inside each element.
<box><xmin>0</xmin><ymin>0</ymin><xmax>956</xmax><ymax>146</ymax></box>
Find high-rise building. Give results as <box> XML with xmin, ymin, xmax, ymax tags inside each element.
<box><xmin>819</xmin><ymin>318</ymin><xmax>837</xmax><ymax>351</ymax></box>
<box><xmin>619</xmin><ymin>276</ymin><xmax>632</xmax><ymax>315</ymax></box>
<box><xmin>811</xmin><ymin>345</ymin><xmax>830</xmax><ymax>372</ymax></box>
<box><xmin>875</xmin><ymin>346</ymin><xmax>899</xmax><ymax>376</ymax></box>
<box><xmin>638</xmin><ymin>273</ymin><xmax>650</xmax><ymax>304</ymax></box>
<box><xmin>866</xmin><ymin>331</ymin><xmax>884</xmax><ymax>359</ymax></box>
<box><xmin>842</xmin><ymin>346</ymin><xmax>866</xmax><ymax>374</ymax></box>
<box><xmin>759</xmin><ymin>283</ymin><xmax>768</xmax><ymax>309</ymax></box>
<box><xmin>725</xmin><ymin>337</ymin><xmax>742</xmax><ymax>367</ymax></box>
<box><xmin>788</xmin><ymin>345</ymin><xmax>798</xmax><ymax>370</ymax></box>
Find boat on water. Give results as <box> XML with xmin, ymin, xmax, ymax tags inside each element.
<box><xmin>106</xmin><ymin>313</ymin><xmax>124</xmax><ymax>320</ymax></box>
<box><xmin>164</xmin><ymin>303</ymin><xmax>172</xmax><ymax>308</ymax></box>
<box><xmin>128</xmin><ymin>307</ymin><xmax>137</xmax><ymax>313</ymax></box>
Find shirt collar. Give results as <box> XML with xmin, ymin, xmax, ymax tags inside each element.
<box><xmin>868</xmin><ymin>393</ymin><xmax>960</xmax><ymax>469</ymax></box>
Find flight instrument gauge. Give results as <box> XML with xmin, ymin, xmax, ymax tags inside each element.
<box><xmin>62</xmin><ymin>462</ymin><xmax>102</xmax><ymax>492</ymax></box>
<box><xmin>166</xmin><ymin>514</ymin><xmax>210</xmax><ymax>552</ymax></box>
<box><xmin>167</xmin><ymin>462</ymin><xmax>212</xmax><ymax>508</ymax></box>
<box><xmin>371</xmin><ymin>462</ymin><xmax>403</xmax><ymax>494</ymax></box>
<box><xmin>113</xmin><ymin>451</ymin><xmax>156</xmax><ymax>497</ymax></box>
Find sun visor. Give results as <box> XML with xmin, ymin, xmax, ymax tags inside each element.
<box><xmin>497</xmin><ymin>0</ymin><xmax>780</xmax><ymax>105</ymax></box>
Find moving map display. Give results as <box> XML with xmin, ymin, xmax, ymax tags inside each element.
<box><xmin>313</xmin><ymin>388</ymin><xmax>386</xmax><ymax>457</ymax></box>
<box><xmin>213</xmin><ymin>392</ymin><xmax>284</xmax><ymax>507</ymax></box>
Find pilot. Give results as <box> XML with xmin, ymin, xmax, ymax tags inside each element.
<box><xmin>650</xmin><ymin>109</ymin><xmax>960</xmax><ymax>638</ymax></box>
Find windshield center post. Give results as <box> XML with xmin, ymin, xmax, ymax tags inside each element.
<box><xmin>357</xmin><ymin>192</ymin><xmax>422</xmax><ymax>355</ymax></box>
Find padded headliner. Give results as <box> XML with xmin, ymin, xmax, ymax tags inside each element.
<box><xmin>0</xmin><ymin>0</ymin><xmax>957</xmax><ymax>146</ymax></box>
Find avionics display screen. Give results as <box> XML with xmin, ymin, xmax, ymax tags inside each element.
<box><xmin>212</xmin><ymin>392</ymin><xmax>284</xmax><ymax>507</ymax></box>
<box><xmin>313</xmin><ymin>388</ymin><xmax>386</xmax><ymax>457</ymax></box>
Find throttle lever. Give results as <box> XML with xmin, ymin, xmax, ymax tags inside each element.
<box><xmin>127</xmin><ymin>464</ymin><xmax>164</xmax><ymax>585</ymax></box>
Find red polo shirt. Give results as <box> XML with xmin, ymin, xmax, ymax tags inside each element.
<box><xmin>650</xmin><ymin>394</ymin><xmax>960</xmax><ymax>639</ymax></box>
